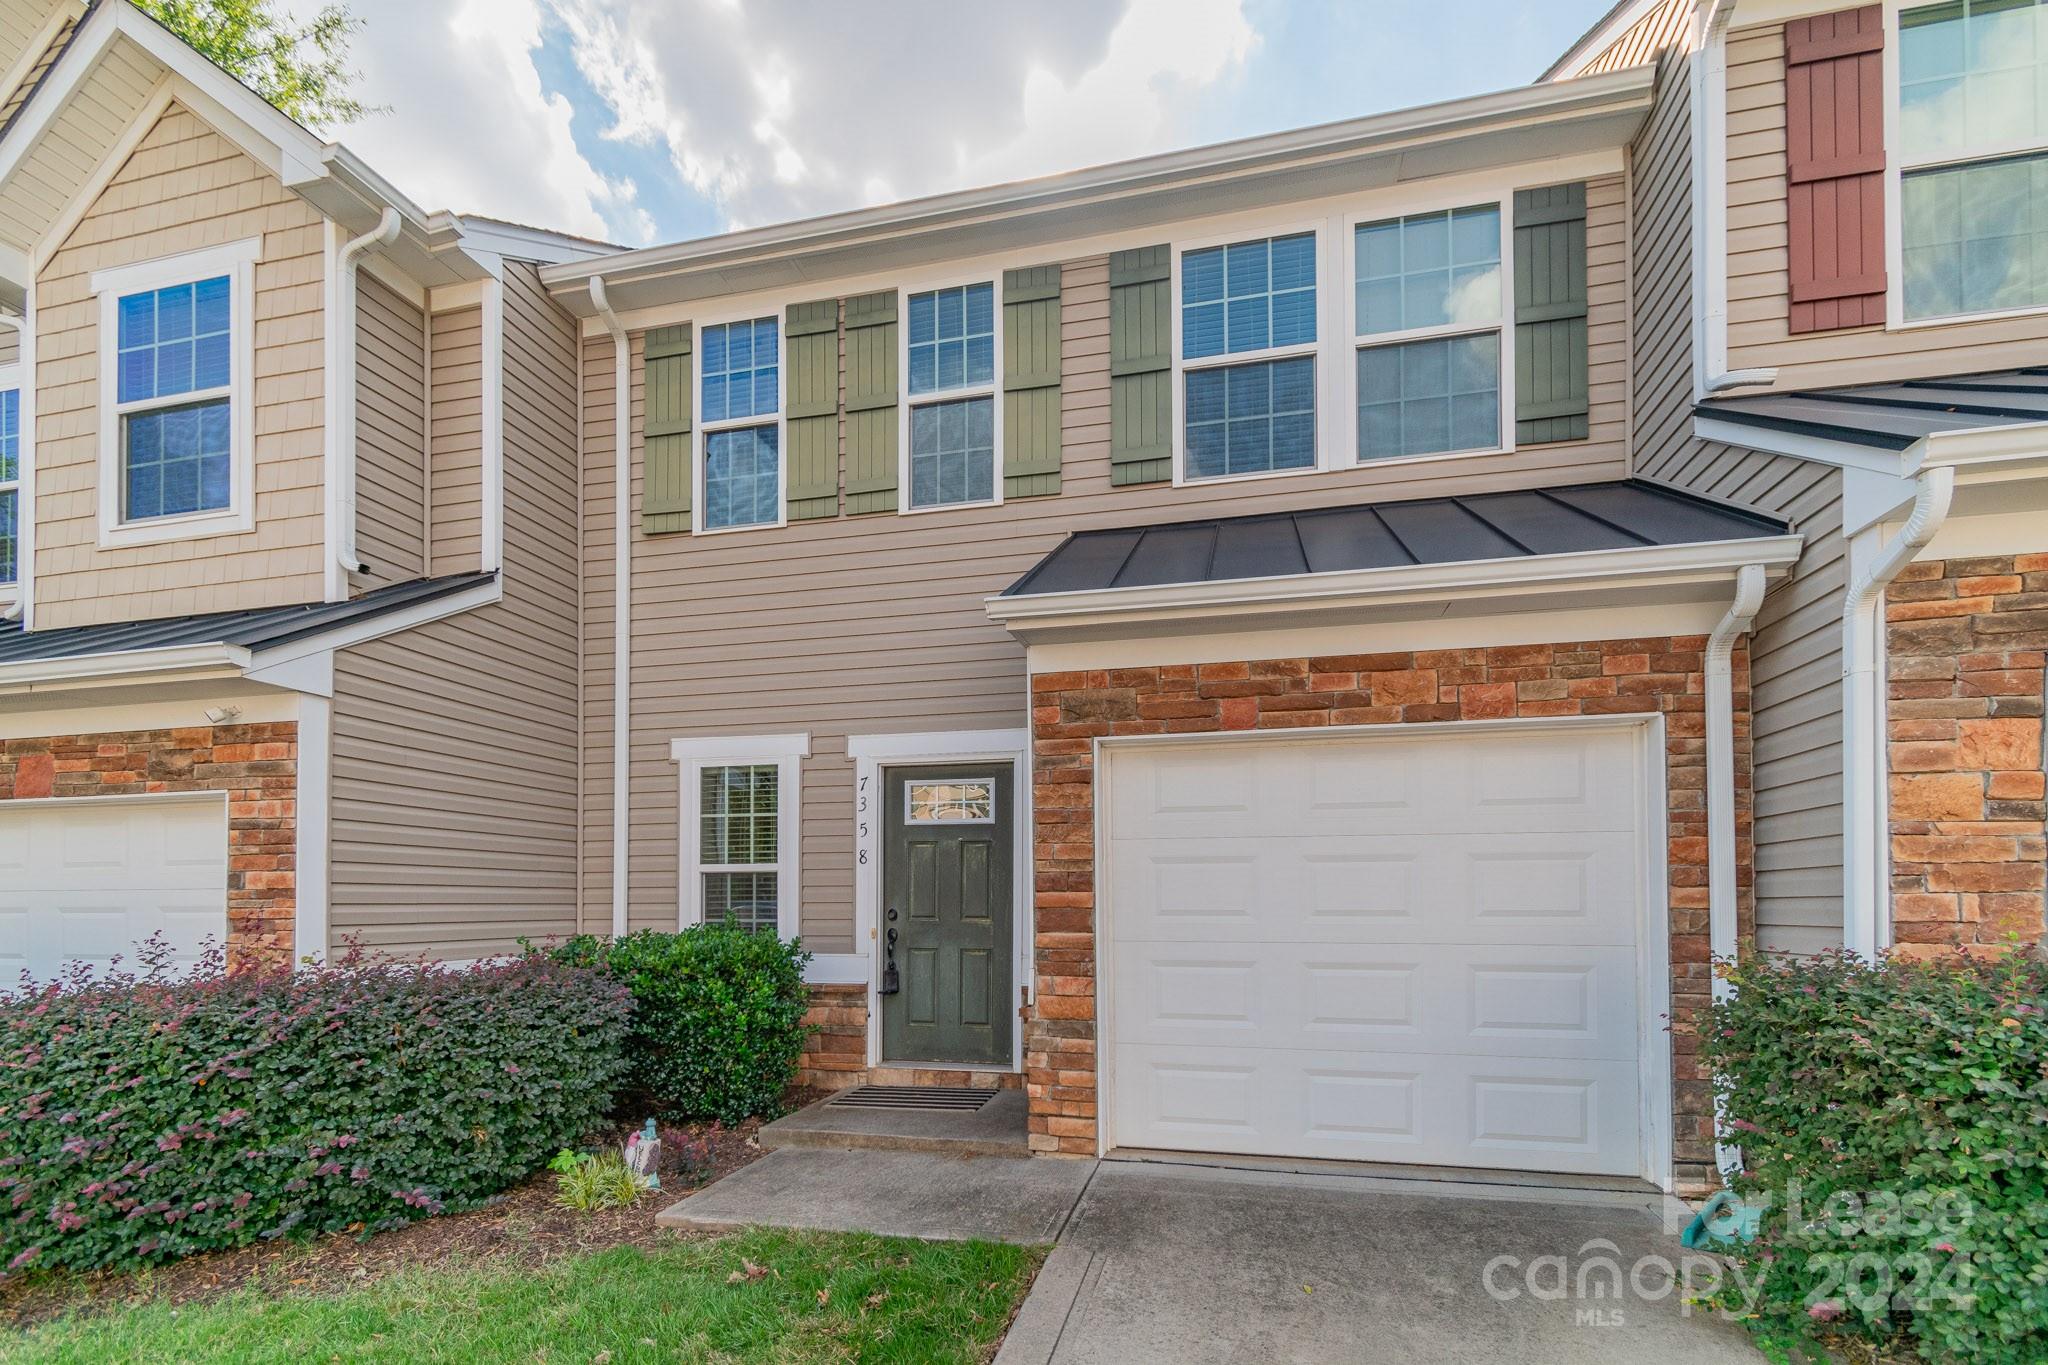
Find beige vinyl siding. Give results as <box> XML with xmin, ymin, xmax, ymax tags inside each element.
<box><xmin>328</xmin><ymin>262</ymin><xmax>580</xmax><ymax>961</ymax></box>
<box><xmin>1579</xmin><ymin>0</ymin><xmax>1697</xmax><ymax>77</ymax></box>
<box><xmin>1726</xmin><ymin>19</ymin><xmax>2048</xmax><ymax>388</ymax></box>
<box><xmin>0</xmin><ymin>328</ymin><xmax>16</xmax><ymax>368</ymax></box>
<box><xmin>428</xmin><ymin>303</ymin><xmax>483</xmax><ymax>575</ymax></box>
<box><xmin>1627</xmin><ymin>31</ymin><xmax>1849</xmax><ymax>956</ymax></box>
<box><xmin>579</xmin><ymin>180</ymin><xmax>1632</xmax><ymax>949</ymax></box>
<box><xmin>353</xmin><ymin>274</ymin><xmax>426</xmax><ymax>587</ymax></box>
<box><xmin>31</xmin><ymin>101</ymin><xmax>326</xmax><ymax>627</ymax></box>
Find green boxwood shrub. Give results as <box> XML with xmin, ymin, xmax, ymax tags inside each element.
<box><xmin>548</xmin><ymin>928</ymin><xmax>810</xmax><ymax>1123</ymax></box>
<box><xmin>1701</xmin><ymin>949</ymin><xmax>2048</xmax><ymax>1364</ymax></box>
<box><xmin>1</xmin><ymin>948</ymin><xmax>631</xmax><ymax>1276</ymax></box>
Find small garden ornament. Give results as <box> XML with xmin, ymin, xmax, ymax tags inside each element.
<box><xmin>625</xmin><ymin>1118</ymin><xmax>662</xmax><ymax>1190</ymax></box>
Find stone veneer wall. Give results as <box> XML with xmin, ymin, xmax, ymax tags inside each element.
<box><xmin>0</xmin><ymin>723</ymin><xmax>298</xmax><ymax>969</ymax></box>
<box><xmin>1887</xmin><ymin>555</ymin><xmax>2048</xmax><ymax>950</ymax></box>
<box><xmin>1027</xmin><ymin>638</ymin><xmax>1752</xmax><ymax>1190</ymax></box>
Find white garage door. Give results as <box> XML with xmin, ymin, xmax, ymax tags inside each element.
<box><xmin>1105</xmin><ymin>725</ymin><xmax>1654</xmax><ymax>1177</ymax></box>
<box><xmin>0</xmin><ymin>797</ymin><xmax>230</xmax><ymax>987</ymax></box>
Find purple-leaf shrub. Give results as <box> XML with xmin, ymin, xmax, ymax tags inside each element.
<box><xmin>0</xmin><ymin>943</ymin><xmax>631</xmax><ymax>1276</ymax></box>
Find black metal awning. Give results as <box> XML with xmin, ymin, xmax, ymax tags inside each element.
<box><xmin>1695</xmin><ymin>368</ymin><xmax>2048</xmax><ymax>452</ymax></box>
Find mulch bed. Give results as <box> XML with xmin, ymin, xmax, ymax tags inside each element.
<box><xmin>0</xmin><ymin>1098</ymin><xmax>823</xmax><ymax>1333</ymax></box>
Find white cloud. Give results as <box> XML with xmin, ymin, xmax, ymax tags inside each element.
<box><xmin>304</xmin><ymin>0</ymin><xmax>656</xmax><ymax>244</ymax></box>
<box><xmin>304</xmin><ymin>0</ymin><xmax>1259</xmax><ymax>243</ymax></box>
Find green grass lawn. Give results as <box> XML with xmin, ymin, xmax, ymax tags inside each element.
<box><xmin>1</xmin><ymin>1229</ymin><xmax>1044</xmax><ymax>1364</ymax></box>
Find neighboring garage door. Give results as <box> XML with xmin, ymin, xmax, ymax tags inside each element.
<box><xmin>1104</xmin><ymin>725</ymin><xmax>1655</xmax><ymax>1178</ymax></box>
<box><xmin>0</xmin><ymin>796</ymin><xmax>230</xmax><ymax>985</ymax></box>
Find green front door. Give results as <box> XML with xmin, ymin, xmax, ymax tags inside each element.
<box><xmin>880</xmin><ymin>764</ymin><xmax>1014</xmax><ymax>1067</ymax></box>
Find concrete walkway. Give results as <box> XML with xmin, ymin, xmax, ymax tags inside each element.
<box><xmin>655</xmin><ymin>1147</ymin><xmax>1092</xmax><ymax>1244</ymax></box>
<box><xmin>656</xmin><ymin>1148</ymin><xmax>1763</xmax><ymax>1363</ymax></box>
<box><xmin>996</xmin><ymin>1160</ymin><xmax>1763</xmax><ymax>1365</ymax></box>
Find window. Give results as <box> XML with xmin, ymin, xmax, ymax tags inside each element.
<box><xmin>116</xmin><ymin>277</ymin><xmax>233</xmax><ymax>521</ymax></box>
<box><xmin>698</xmin><ymin>765</ymin><xmax>781</xmax><ymax>933</ymax></box>
<box><xmin>1898</xmin><ymin>0</ymin><xmax>2048</xmax><ymax>320</ymax></box>
<box><xmin>1352</xmin><ymin>204</ymin><xmax>1503</xmax><ymax>460</ymax></box>
<box><xmin>91</xmin><ymin>238</ymin><xmax>257</xmax><ymax>547</ymax></box>
<box><xmin>672</xmin><ymin>734</ymin><xmax>807</xmax><ymax>938</ymax></box>
<box><xmin>905</xmin><ymin>282</ymin><xmax>998</xmax><ymax>509</ymax></box>
<box><xmin>0</xmin><ymin>384</ymin><xmax>17</xmax><ymax>588</ymax></box>
<box><xmin>906</xmin><ymin>779</ymin><xmax>996</xmax><ymax>824</ymax></box>
<box><xmin>1179</xmin><ymin>232</ymin><xmax>1318</xmax><ymax>480</ymax></box>
<box><xmin>699</xmin><ymin>317</ymin><xmax>781</xmax><ymax>531</ymax></box>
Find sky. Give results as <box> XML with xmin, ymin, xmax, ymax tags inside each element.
<box><xmin>299</xmin><ymin>0</ymin><xmax>1615</xmax><ymax>249</ymax></box>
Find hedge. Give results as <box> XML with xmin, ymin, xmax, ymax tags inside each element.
<box><xmin>548</xmin><ymin>928</ymin><xmax>810</xmax><ymax>1123</ymax></box>
<box><xmin>0</xmin><ymin>947</ymin><xmax>631</xmax><ymax>1276</ymax></box>
<box><xmin>1701</xmin><ymin>949</ymin><xmax>2048</xmax><ymax>1364</ymax></box>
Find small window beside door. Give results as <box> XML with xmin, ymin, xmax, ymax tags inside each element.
<box><xmin>674</xmin><ymin>734</ymin><xmax>809</xmax><ymax>939</ymax></box>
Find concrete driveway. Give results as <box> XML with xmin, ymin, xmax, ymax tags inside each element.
<box><xmin>996</xmin><ymin>1160</ymin><xmax>1763</xmax><ymax>1365</ymax></box>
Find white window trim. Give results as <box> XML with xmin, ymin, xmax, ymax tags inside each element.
<box><xmin>672</xmin><ymin>732</ymin><xmax>809</xmax><ymax>940</ymax></box>
<box><xmin>1170</xmin><ymin>216</ymin><xmax>1333</xmax><ymax>488</ymax></box>
<box><xmin>691</xmin><ymin>310</ymin><xmax>788</xmax><ymax>536</ymax></box>
<box><xmin>0</xmin><ymin>360</ymin><xmax>19</xmax><ymax>599</ymax></box>
<box><xmin>895</xmin><ymin>274</ymin><xmax>1004</xmax><ymax>515</ymax></box>
<box><xmin>90</xmin><ymin>237</ymin><xmax>261</xmax><ymax>549</ymax></box>
<box><xmin>1883</xmin><ymin>0</ymin><xmax>2048</xmax><ymax>330</ymax></box>
<box><xmin>1344</xmin><ymin>196</ymin><xmax>1514</xmax><ymax>468</ymax></box>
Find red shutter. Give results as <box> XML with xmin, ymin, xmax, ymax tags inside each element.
<box><xmin>1784</xmin><ymin>5</ymin><xmax>1886</xmax><ymax>334</ymax></box>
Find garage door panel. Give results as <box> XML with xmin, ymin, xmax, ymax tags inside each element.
<box><xmin>1112</xmin><ymin>941</ymin><xmax>1638</xmax><ymax>1060</ymax></box>
<box><xmin>1112</xmin><ymin>1041</ymin><xmax>1643</xmax><ymax>1173</ymax></box>
<box><xmin>1109</xmin><ymin>832</ymin><xmax>1641</xmax><ymax>945</ymax></box>
<box><xmin>1110</xmin><ymin>731</ymin><xmax>1641</xmax><ymax>839</ymax></box>
<box><xmin>1105</xmin><ymin>727</ymin><xmax>1652</xmax><ymax>1178</ymax></box>
<box><xmin>0</xmin><ymin>800</ymin><xmax>229</xmax><ymax>986</ymax></box>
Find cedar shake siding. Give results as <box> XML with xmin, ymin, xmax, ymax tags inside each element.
<box><xmin>32</xmin><ymin>102</ymin><xmax>327</xmax><ymax>627</ymax></box>
<box><xmin>1726</xmin><ymin>8</ymin><xmax>2048</xmax><ymax>386</ymax></box>
<box><xmin>576</xmin><ymin>179</ymin><xmax>1634</xmax><ymax>947</ymax></box>
<box><xmin>353</xmin><ymin>273</ymin><xmax>429</xmax><ymax>588</ymax></box>
<box><xmin>1626</xmin><ymin>24</ymin><xmax>1851</xmax><ymax>955</ymax></box>
<box><xmin>326</xmin><ymin>263</ymin><xmax>581</xmax><ymax>961</ymax></box>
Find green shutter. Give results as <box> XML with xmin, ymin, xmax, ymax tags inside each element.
<box><xmin>1003</xmin><ymin>265</ymin><xmax>1062</xmax><ymax>498</ymax></box>
<box><xmin>785</xmin><ymin>298</ymin><xmax>840</xmax><ymax>520</ymax></box>
<box><xmin>843</xmin><ymin>289</ymin><xmax>897</xmax><ymax>515</ymax></box>
<box><xmin>642</xmin><ymin>324</ymin><xmax>693</xmax><ymax>534</ymax></box>
<box><xmin>1513</xmin><ymin>183</ymin><xmax>1590</xmax><ymax>445</ymax></box>
<box><xmin>1108</xmin><ymin>246</ymin><xmax>1171</xmax><ymax>487</ymax></box>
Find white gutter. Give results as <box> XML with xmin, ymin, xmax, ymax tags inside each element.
<box><xmin>590</xmin><ymin>276</ymin><xmax>631</xmax><ymax>940</ymax></box>
<box><xmin>1842</xmin><ymin>466</ymin><xmax>1955</xmax><ymax>959</ymax></box>
<box><xmin>1706</xmin><ymin>563</ymin><xmax>1768</xmax><ymax>987</ymax></box>
<box><xmin>0</xmin><ymin>642</ymin><xmax>250</xmax><ymax>689</ymax></box>
<box><xmin>330</xmin><ymin>208</ymin><xmax>401</xmax><ymax>589</ymax></box>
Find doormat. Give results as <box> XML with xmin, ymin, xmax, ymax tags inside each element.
<box><xmin>828</xmin><ymin>1085</ymin><xmax>1000</xmax><ymax>1111</ymax></box>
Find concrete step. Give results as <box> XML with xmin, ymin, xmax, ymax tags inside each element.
<box><xmin>759</xmin><ymin>1087</ymin><xmax>1030</xmax><ymax>1157</ymax></box>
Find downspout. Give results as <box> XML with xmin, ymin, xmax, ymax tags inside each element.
<box><xmin>590</xmin><ymin>276</ymin><xmax>630</xmax><ymax>940</ymax></box>
<box><xmin>1</xmin><ymin>311</ymin><xmax>21</xmax><ymax>622</ymax></box>
<box><xmin>333</xmin><ymin>208</ymin><xmax>402</xmax><ymax>582</ymax></box>
<box><xmin>1707</xmin><ymin>561</ymin><xmax>1768</xmax><ymax>1179</ymax></box>
<box><xmin>1691</xmin><ymin>0</ymin><xmax>1777</xmax><ymax>397</ymax></box>
<box><xmin>1842</xmin><ymin>466</ymin><xmax>1955</xmax><ymax>960</ymax></box>
<box><xmin>1707</xmin><ymin>562</ymin><xmax>1769</xmax><ymax>994</ymax></box>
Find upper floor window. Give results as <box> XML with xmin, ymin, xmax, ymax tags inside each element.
<box><xmin>116</xmin><ymin>277</ymin><xmax>232</xmax><ymax>521</ymax></box>
<box><xmin>699</xmin><ymin>317</ymin><xmax>781</xmax><ymax>531</ymax></box>
<box><xmin>90</xmin><ymin>238</ymin><xmax>258</xmax><ymax>548</ymax></box>
<box><xmin>1352</xmin><ymin>204</ymin><xmax>1503</xmax><ymax>460</ymax></box>
<box><xmin>0</xmin><ymin>384</ymin><xmax>18</xmax><ymax>588</ymax></box>
<box><xmin>1898</xmin><ymin>0</ymin><xmax>2048</xmax><ymax>320</ymax></box>
<box><xmin>1180</xmin><ymin>232</ymin><xmax>1318</xmax><ymax>481</ymax></box>
<box><xmin>905</xmin><ymin>282</ymin><xmax>997</xmax><ymax>509</ymax></box>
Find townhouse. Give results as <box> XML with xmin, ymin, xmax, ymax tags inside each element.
<box><xmin>0</xmin><ymin>0</ymin><xmax>2040</xmax><ymax>1197</ymax></box>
